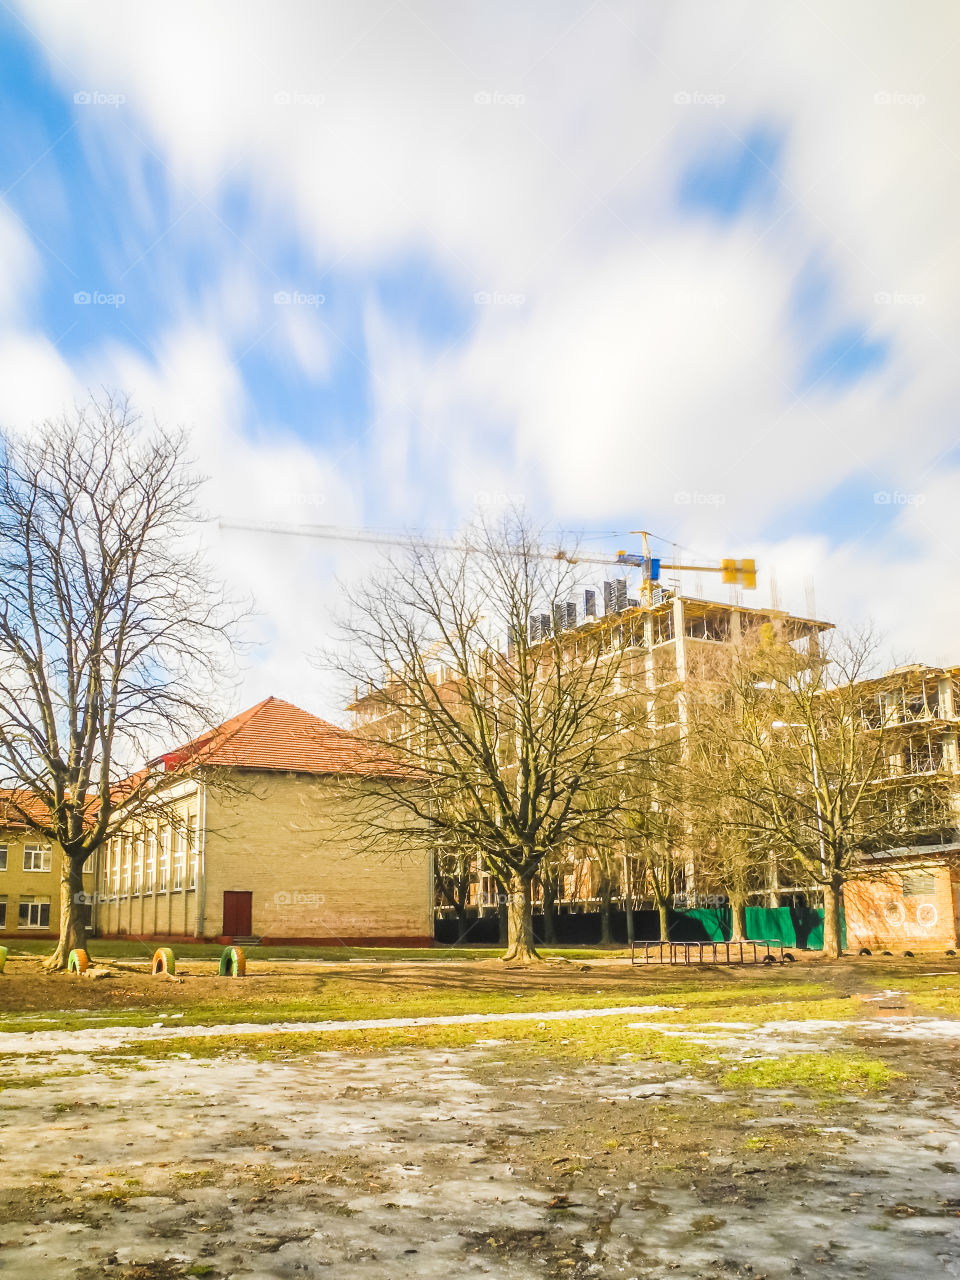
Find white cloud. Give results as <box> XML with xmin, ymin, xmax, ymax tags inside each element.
<box><xmin>10</xmin><ymin>0</ymin><xmax>960</xmax><ymax>675</ymax></box>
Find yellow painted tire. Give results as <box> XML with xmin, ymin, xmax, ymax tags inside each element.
<box><xmin>0</xmin><ymin>945</ymin><xmax>7</xmax><ymax>973</ymax></box>
<box><xmin>218</xmin><ymin>946</ymin><xmax>246</xmax><ymax>977</ymax></box>
<box><xmin>152</xmin><ymin>946</ymin><xmax>176</xmax><ymax>975</ymax></box>
<box><xmin>67</xmin><ymin>948</ymin><xmax>89</xmax><ymax>974</ymax></box>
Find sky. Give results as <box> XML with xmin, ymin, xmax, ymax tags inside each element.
<box><xmin>0</xmin><ymin>1</ymin><xmax>958</xmax><ymax>721</ymax></box>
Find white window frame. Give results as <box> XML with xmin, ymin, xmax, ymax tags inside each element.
<box><xmin>120</xmin><ymin>840</ymin><xmax>131</xmax><ymax>896</ymax></box>
<box><xmin>23</xmin><ymin>844</ymin><xmax>51</xmax><ymax>873</ymax></box>
<box><xmin>144</xmin><ymin>831</ymin><xmax>156</xmax><ymax>894</ymax></box>
<box><xmin>158</xmin><ymin>829</ymin><xmax>170</xmax><ymax>892</ymax></box>
<box><xmin>187</xmin><ymin>815</ymin><xmax>198</xmax><ymax>889</ymax></box>
<box><xmin>173</xmin><ymin>829</ymin><xmax>185</xmax><ymax>891</ymax></box>
<box><xmin>18</xmin><ymin>896</ymin><xmax>51</xmax><ymax>929</ymax></box>
<box><xmin>133</xmin><ymin>835</ymin><xmax>144</xmax><ymax>895</ymax></box>
<box><xmin>0</xmin><ymin>845</ymin><xmax>7</xmax><ymax>872</ymax></box>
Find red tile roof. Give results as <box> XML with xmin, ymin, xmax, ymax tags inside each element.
<box><xmin>0</xmin><ymin>789</ymin><xmax>53</xmax><ymax>827</ymax></box>
<box><xmin>161</xmin><ymin>696</ymin><xmax>404</xmax><ymax>778</ymax></box>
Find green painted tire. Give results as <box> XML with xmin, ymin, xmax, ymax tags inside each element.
<box><xmin>67</xmin><ymin>948</ymin><xmax>89</xmax><ymax>974</ymax></box>
<box><xmin>218</xmin><ymin>946</ymin><xmax>246</xmax><ymax>977</ymax></box>
<box><xmin>151</xmin><ymin>946</ymin><xmax>176</xmax><ymax>975</ymax></box>
<box><xmin>0</xmin><ymin>945</ymin><xmax>7</xmax><ymax>973</ymax></box>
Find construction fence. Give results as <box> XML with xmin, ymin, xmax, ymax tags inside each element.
<box><xmin>434</xmin><ymin>903</ymin><xmax>844</xmax><ymax>950</ymax></box>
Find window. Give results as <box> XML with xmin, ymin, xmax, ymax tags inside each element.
<box><xmin>23</xmin><ymin>845</ymin><xmax>51</xmax><ymax>872</ymax></box>
<box><xmin>18</xmin><ymin>896</ymin><xmax>50</xmax><ymax>928</ymax></box>
<box><xmin>0</xmin><ymin>897</ymin><xmax>5</xmax><ymax>928</ymax></box>
<box><xmin>0</xmin><ymin>845</ymin><xmax>6</xmax><ymax>872</ymax></box>
<box><xmin>110</xmin><ymin>840</ymin><xmax>120</xmax><ymax>895</ymax></box>
<box><xmin>187</xmin><ymin>815</ymin><xmax>198</xmax><ymax>889</ymax></box>
<box><xmin>173</xmin><ymin>830</ymin><xmax>185</xmax><ymax>890</ymax></box>
<box><xmin>144</xmin><ymin>832</ymin><xmax>156</xmax><ymax>894</ymax></box>
<box><xmin>133</xmin><ymin>836</ymin><xmax>143</xmax><ymax>895</ymax></box>
<box><xmin>158</xmin><ymin>829</ymin><xmax>170</xmax><ymax>891</ymax></box>
<box><xmin>120</xmin><ymin>841</ymin><xmax>131</xmax><ymax>895</ymax></box>
<box><xmin>902</xmin><ymin>870</ymin><xmax>936</xmax><ymax>896</ymax></box>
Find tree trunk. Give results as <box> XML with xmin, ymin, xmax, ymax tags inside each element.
<box><xmin>453</xmin><ymin>900</ymin><xmax>469</xmax><ymax>944</ymax></box>
<box><xmin>495</xmin><ymin>879</ymin><xmax>509</xmax><ymax>945</ymax></box>
<box><xmin>729</xmin><ymin>896</ymin><xmax>747</xmax><ymax>942</ymax></box>
<box><xmin>822</xmin><ymin>877</ymin><xmax>844</xmax><ymax>959</ymax></box>
<box><xmin>599</xmin><ymin>881</ymin><xmax>614</xmax><ymax>945</ymax></box>
<box><xmin>501</xmin><ymin>873</ymin><xmax>540</xmax><ymax>964</ymax></box>
<box><xmin>657</xmin><ymin>899</ymin><xmax>670</xmax><ymax>943</ymax></box>
<box><xmin>540</xmin><ymin>877</ymin><xmax>558</xmax><ymax>945</ymax></box>
<box><xmin>44</xmin><ymin>855</ymin><xmax>87</xmax><ymax>971</ymax></box>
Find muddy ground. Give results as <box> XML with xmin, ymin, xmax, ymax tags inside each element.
<box><xmin>1</xmin><ymin>958</ymin><xmax>959</xmax><ymax>1279</ymax></box>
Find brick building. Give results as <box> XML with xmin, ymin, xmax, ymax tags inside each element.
<box><xmin>0</xmin><ymin>792</ymin><xmax>94</xmax><ymax>942</ymax></box>
<box><xmin>91</xmin><ymin>697</ymin><xmax>431</xmax><ymax>945</ymax></box>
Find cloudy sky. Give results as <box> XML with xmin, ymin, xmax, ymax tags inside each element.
<box><xmin>1</xmin><ymin>1</ymin><xmax>957</xmax><ymax>718</ymax></box>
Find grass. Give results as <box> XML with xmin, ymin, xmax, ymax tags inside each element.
<box><xmin>720</xmin><ymin>1053</ymin><xmax>901</xmax><ymax>1093</ymax></box>
<box><xmin>4</xmin><ymin>939</ymin><xmax>628</xmax><ymax>963</ymax></box>
<box><xmin>93</xmin><ymin>1012</ymin><xmax>715</xmax><ymax>1066</ymax></box>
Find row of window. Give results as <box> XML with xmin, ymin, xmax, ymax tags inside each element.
<box><xmin>0</xmin><ymin>845</ymin><xmax>52</xmax><ymax>873</ymax></box>
<box><xmin>0</xmin><ymin>896</ymin><xmax>50</xmax><ymax>929</ymax></box>
<box><xmin>99</xmin><ymin>820</ymin><xmax>199</xmax><ymax>898</ymax></box>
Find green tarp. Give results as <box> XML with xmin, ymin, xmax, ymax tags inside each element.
<box><xmin>666</xmin><ymin>904</ymin><xmax>845</xmax><ymax>949</ymax></box>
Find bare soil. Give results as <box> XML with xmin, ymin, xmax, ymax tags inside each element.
<box><xmin>1</xmin><ymin>957</ymin><xmax>959</xmax><ymax>1279</ymax></box>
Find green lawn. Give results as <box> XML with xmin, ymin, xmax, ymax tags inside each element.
<box><xmin>5</xmin><ymin>939</ymin><xmax>630</xmax><ymax>963</ymax></box>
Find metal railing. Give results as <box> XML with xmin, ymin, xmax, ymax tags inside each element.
<box><xmin>631</xmin><ymin>939</ymin><xmax>786</xmax><ymax>965</ymax></box>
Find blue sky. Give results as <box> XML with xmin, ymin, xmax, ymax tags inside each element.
<box><xmin>0</xmin><ymin>1</ymin><xmax>957</xmax><ymax>708</ymax></box>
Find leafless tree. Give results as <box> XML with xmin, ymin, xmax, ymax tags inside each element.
<box><xmin>331</xmin><ymin>510</ymin><xmax>657</xmax><ymax>964</ymax></box>
<box><xmin>700</xmin><ymin>625</ymin><xmax>946</xmax><ymax>957</ymax></box>
<box><xmin>0</xmin><ymin>394</ymin><xmax>241</xmax><ymax>967</ymax></box>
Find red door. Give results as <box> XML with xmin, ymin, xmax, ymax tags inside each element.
<box><xmin>222</xmin><ymin>891</ymin><xmax>253</xmax><ymax>937</ymax></box>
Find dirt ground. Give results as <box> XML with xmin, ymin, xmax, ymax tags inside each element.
<box><xmin>2</xmin><ymin>956</ymin><xmax>960</xmax><ymax>1279</ymax></box>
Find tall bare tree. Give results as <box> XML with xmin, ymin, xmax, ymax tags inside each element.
<box><xmin>702</xmin><ymin>625</ymin><xmax>945</xmax><ymax>958</ymax></box>
<box><xmin>0</xmin><ymin>395</ymin><xmax>240</xmax><ymax>967</ymax></box>
<box><xmin>332</xmin><ymin>511</ymin><xmax>656</xmax><ymax>964</ymax></box>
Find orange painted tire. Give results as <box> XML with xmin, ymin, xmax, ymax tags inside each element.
<box><xmin>0</xmin><ymin>945</ymin><xmax>8</xmax><ymax>973</ymax></box>
<box><xmin>152</xmin><ymin>946</ymin><xmax>176</xmax><ymax>975</ymax></box>
<box><xmin>218</xmin><ymin>946</ymin><xmax>246</xmax><ymax>977</ymax></box>
<box><xmin>67</xmin><ymin>948</ymin><xmax>88</xmax><ymax>974</ymax></box>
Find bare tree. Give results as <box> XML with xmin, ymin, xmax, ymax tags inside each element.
<box><xmin>332</xmin><ymin>511</ymin><xmax>655</xmax><ymax>964</ymax></box>
<box><xmin>703</xmin><ymin>625</ymin><xmax>945</xmax><ymax>958</ymax></box>
<box><xmin>0</xmin><ymin>395</ymin><xmax>240</xmax><ymax>967</ymax></box>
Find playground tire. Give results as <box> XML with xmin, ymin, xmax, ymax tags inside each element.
<box><xmin>218</xmin><ymin>946</ymin><xmax>246</xmax><ymax>977</ymax></box>
<box><xmin>152</xmin><ymin>947</ymin><xmax>176</xmax><ymax>975</ymax></box>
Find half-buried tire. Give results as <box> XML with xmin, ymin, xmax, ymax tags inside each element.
<box><xmin>0</xmin><ymin>944</ymin><xmax>9</xmax><ymax>973</ymax></box>
<box><xmin>152</xmin><ymin>946</ymin><xmax>176</xmax><ymax>975</ymax></box>
<box><xmin>67</xmin><ymin>948</ymin><xmax>89</xmax><ymax>974</ymax></box>
<box><xmin>218</xmin><ymin>946</ymin><xmax>246</xmax><ymax>977</ymax></box>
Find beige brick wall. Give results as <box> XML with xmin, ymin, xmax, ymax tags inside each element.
<box><xmin>202</xmin><ymin>771</ymin><xmax>432</xmax><ymax>942</ymax></box>
<box><xmin>845</xmin><ymin>862</ymin><xmax>960</xmax><ymax>950</ymax></box>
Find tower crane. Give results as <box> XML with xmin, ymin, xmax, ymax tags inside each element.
<box><xmin>218</xmin><ymin>520</ymin><xmax>756</xmax><ymax>608</ymax></box>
